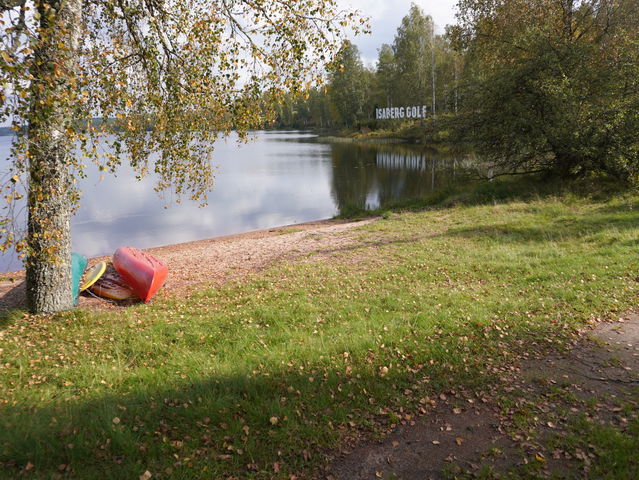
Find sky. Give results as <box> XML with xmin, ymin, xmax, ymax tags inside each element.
<box><xmin>340</xmin><ymin>0</ymin><xmax>459</xmax><ymax>66</ymax></box>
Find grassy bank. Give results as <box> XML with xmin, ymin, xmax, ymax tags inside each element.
<box><xmin>1</xmin><ymin>182</ymin><xmax>639</xmax><ymax>478</ymax></box>
<box><xmin>334</xmin><ymin>114</ymin><xmax>459</xmax><ymax>145</ymax></box>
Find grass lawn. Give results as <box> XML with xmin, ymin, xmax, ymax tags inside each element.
<box><xmin>1</xmin><ymin>181</ymin><xmax>639</xmax><ymax>479</ymax></box>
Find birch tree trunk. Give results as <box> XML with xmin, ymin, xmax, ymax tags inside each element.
<box><xmin>26</xmin><ymin>0</ymin><xmax>84</xmax><ymax>313</ymax></box>
<box><xmin>431</xmin><ymin>30</ymin><xmax>436</xmax><ymax>116</ymax></box>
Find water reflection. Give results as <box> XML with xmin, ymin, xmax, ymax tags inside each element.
<box><xmin>329</xmin><ymin>142</ymin><xmax>476</xmax><ymax>213</ymax></box>
<box><xmin>0</xmin><ymin>132</ymin><xmax>478</xmax><ymax>272</ymax></box>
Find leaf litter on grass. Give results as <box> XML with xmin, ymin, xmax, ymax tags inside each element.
<box><xmin>2</xmin><ymin>195</ymin><xmax>639</xmax><ymax>479</ymax></box>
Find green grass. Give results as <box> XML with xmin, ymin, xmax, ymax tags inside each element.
<box><xmin>2</xmin><ymin>183</ymin><xmax>639</xmax><ymax>478</ymax></box>
<box><xmin>276</xmin><ymin>227</ymin><xmax>303</xmax><ymax>235</ymax></box>
<box><xmin>544</xmin><ymin>412</ymin><xmax>639</xmax><ymax>479</ymax></box>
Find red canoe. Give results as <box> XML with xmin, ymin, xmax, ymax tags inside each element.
<box><xmin>113</xmin><ymin>247</ymin><xmax>168</xmax><ymax>303</ymax></box>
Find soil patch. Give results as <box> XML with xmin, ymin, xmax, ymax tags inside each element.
<box><xmin>327</xmin><ymin>314</ymin><xmax>639</xmax><ymax>479</ymax></box>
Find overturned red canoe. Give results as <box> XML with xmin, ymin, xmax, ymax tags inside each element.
<box><xmin>113</xmin><ymin>247</ymin><xmax>168</xmax><ymax>303</ymax></box>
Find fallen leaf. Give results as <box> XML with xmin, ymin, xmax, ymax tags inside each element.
<box><xmin>270</xmin><ymin>416</ymin><xmax>279</xmax><ymax>425</ymax></box>
<box><xmin>139</xmin><ymin>471</ymin><xmax>152</xmax><ymax>480</ymax></box>
<box><xmin>455</xmin><ymin>437</ymin><xmax>464</xmax><ymax>445</ymax></box>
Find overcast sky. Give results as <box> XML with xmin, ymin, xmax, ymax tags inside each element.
<box><xmin>340</xmin><ymin>0</ymin><xmax>459</xmax><ymax>66</ymax></box>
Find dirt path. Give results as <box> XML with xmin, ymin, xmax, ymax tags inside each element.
<box><xmin>328</xmin><ymin>314</ymin><xmax>639</xmax><ymax>479</ymax></box>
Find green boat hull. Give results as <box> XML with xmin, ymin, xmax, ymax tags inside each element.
<box><xmin>72</xmin><ymin>253</ymin><xmax>87</xmax><ymax>306</ymax></box>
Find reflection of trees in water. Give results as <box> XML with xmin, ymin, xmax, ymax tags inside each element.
<box><xmin>329</xmin><ymin>142</ymin><xmax>477</xmax><ymax>214</ymax></box>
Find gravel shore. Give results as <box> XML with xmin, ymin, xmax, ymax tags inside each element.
<box><xmin>0</xmin><ymin>218</ymin><xmax>376</xmax><ymax>311</ymax></box>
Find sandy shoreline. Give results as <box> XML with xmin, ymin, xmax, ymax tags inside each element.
<box><xmin>0</xmin><ymin>217</ymin><xmax>377</xmax><ymax>311</ymax></box>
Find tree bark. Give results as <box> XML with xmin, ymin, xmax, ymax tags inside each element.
<box><xmin>26</xmin><ymin>0</ymin><xmax>84</xmax><ymax>314</ymax></box>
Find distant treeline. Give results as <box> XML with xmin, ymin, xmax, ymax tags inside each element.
<box><xmin>272</xmin><ymin>4</ymin><xmax>461</xmax><ymax>130</ymax></box>
<box><xmin>0</xmin><ymin>117</ymin><xmax>152</xmax><ymax>138</ymax></box>
<box><xmin>274</xmin><ymin>0</ymin><xmax>639</xmax><ymax>184</ymax></box>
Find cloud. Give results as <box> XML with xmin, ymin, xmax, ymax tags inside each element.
<box><xmin>69</xmin><ymin>132</ymin><xmax>338</xmax><ymax>258</ymax></box>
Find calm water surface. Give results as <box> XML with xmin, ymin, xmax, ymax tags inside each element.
<box><xmin>0</xmin><ymin>131</ymin><xmax>477</xmax><ymax>272</ymax></box>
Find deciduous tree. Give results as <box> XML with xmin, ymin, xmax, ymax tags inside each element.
<box><xmin>0</xmin><ymin>0</ymin><xmax>364</xmax><ymax>313</ymax></box>
<box><xmin>373</xmin><ymin>43</ymin><xmax>396</xmax><ymax>108</ymax></box>
<box><xmin>451</xmin><ymin>0</ymin><xmax>639</xmax><ymax>179</ymax></box>
<box><xmin>392</xmin><ymin>4</ymin><xmax>436</xmax><ymax>108</ymax></box>
<box><xmin>328</xmin><ymin>40</ymin><xmax>372</xmax><ymax>127</ymax></box>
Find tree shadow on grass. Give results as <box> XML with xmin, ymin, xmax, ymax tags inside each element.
<box><xmin>451</xmin><ymin>175</ymin><xmax>631</xmax><ymax>207</ymax></box>
<box><xmin>338</xmin><ymin>171</ymin><xmax>633</xmax><ymax>225</ymax></box>
<box><xmin>0</xmin><ymin>280</ymin><xmax>26</xmax><ymax>329</ymax></box>
<box><xmin>443</xmin><ymin>203</ymin><xmax>639</xmax><ymax>246</ymax></box>
<box><xmin>0</xmin><ymin>360</ymin><xmax>459</xmax><ymax>480</ymax></box>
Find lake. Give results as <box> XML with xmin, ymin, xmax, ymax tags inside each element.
<box><xmin>0</xmin><ymin>131</ymin><xmax>477</xmax><ymax>272</ymax></box>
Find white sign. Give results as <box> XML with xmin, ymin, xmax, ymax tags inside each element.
<box><xmin>377</xmin><ymin>152</ymin><xmax>428</xmax><ymax>171</ymax></box>
<box><xmin>375</xmin><ymin>105</ymin><xmax>430</xmax><ymax>120</ymax></box>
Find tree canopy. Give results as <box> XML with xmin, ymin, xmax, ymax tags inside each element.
<box><xmin>392</xmin><ymin>3</ymin><xmax>435</xmax><ymax>107</ymax></box>
<box><xmin>450</xmin><ymin>0</ymin><xmax>639</xmax><ymax>179</ymax></box>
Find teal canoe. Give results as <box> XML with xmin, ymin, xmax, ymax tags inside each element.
<box><xmin>72</xmin><ymin>253</ymin><xmax>87</xmax><ymax>305</ymax></box>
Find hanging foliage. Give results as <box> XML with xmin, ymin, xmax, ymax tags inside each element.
<box><xmin>0</xmin><ymin>0</ymin><xmax>367</xmax><ymax>312</ymax></box>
